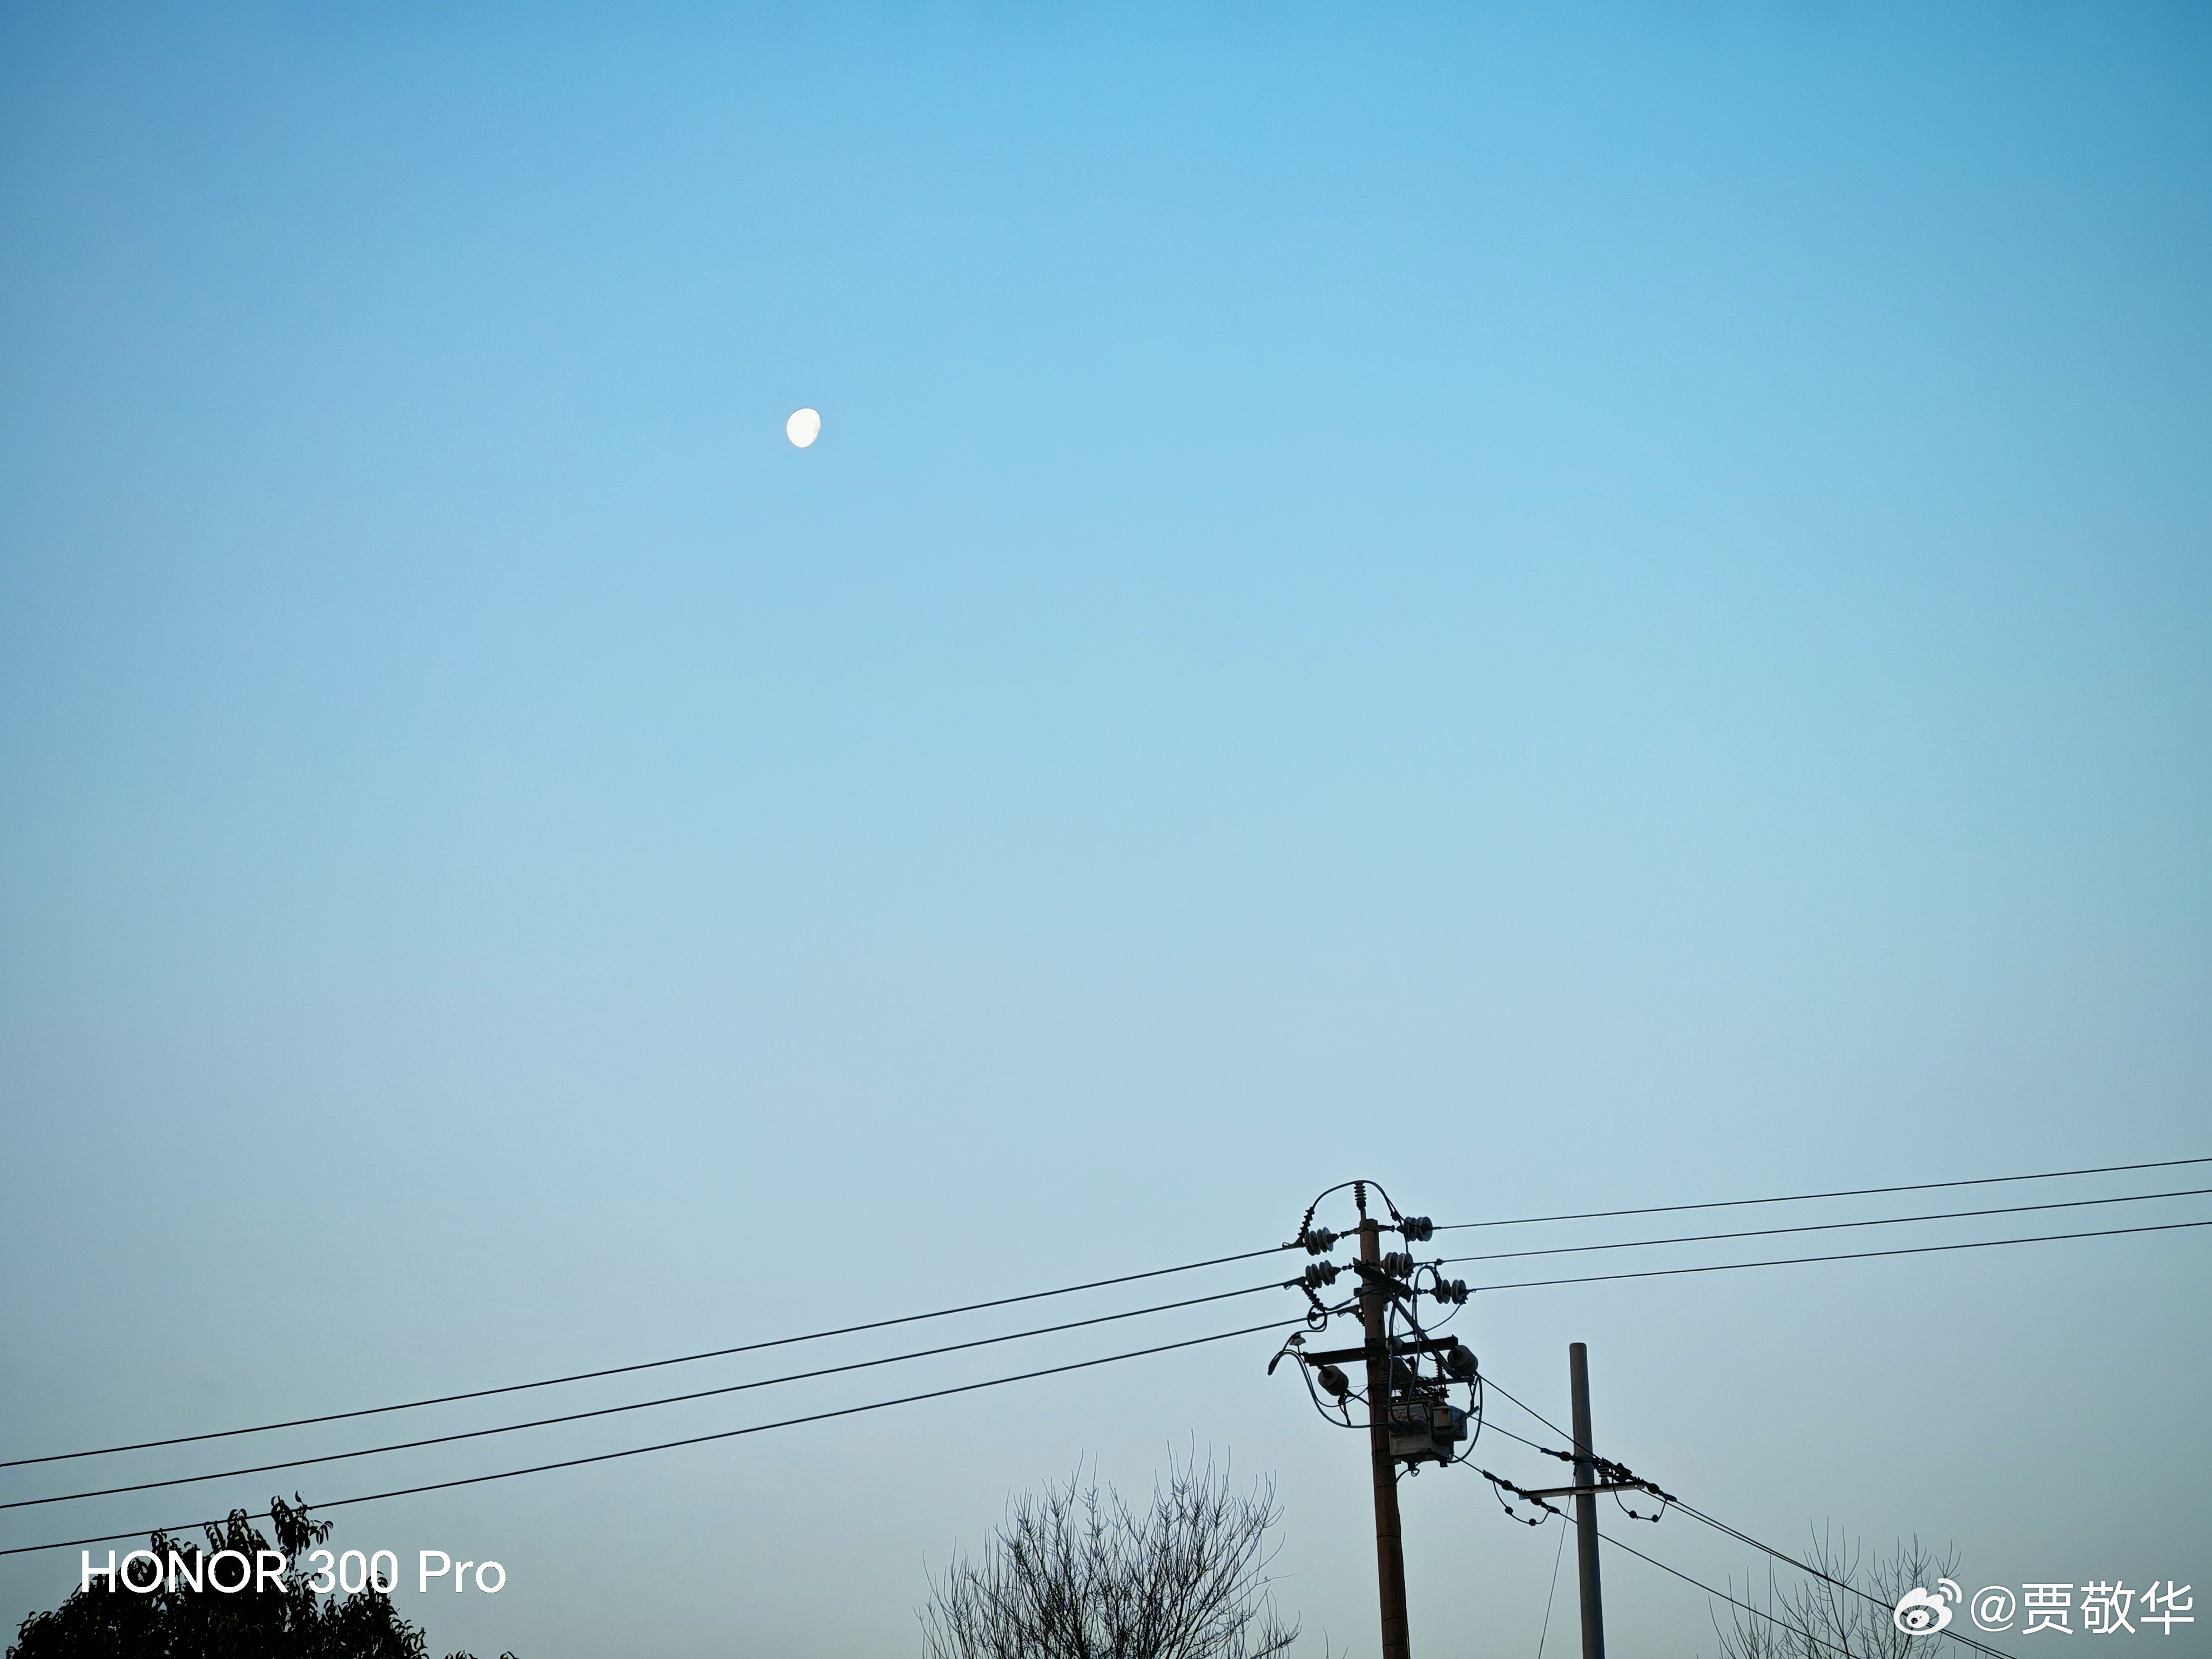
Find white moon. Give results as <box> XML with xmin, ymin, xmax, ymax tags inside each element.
<box><xmin>785</xmin><ymin>407</ymin><xmax>821</xmax><ymax>448</ymax></box>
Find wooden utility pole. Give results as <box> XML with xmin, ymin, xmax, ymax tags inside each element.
<box><xmin>1569</xmin><ymin>1341</ymin><xmax>1607</xmax><ymax>1659</ymax></box>
<box><xmin>1358</xmin><ymin>1185</ymin><xmax>1413</xmax><ymax>1659</ymax></box>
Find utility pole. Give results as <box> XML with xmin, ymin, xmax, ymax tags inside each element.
<box><xmin>1273</xmin><ymin>1195</ymin><xmax>1654</xmax><ymax>1659</ymax></box>
<box><xmin>1271</xmin><ymin>1181</ymin><xmax>1468</xmax><ymax>1659</ymax></box>
<box><xmin>1569</xmin><ymin>1341</ymin><xmax>1607</xmax><ymax>1659</ymax></box>
<box><xmin>1357</xmin><ymin>1186</ymin><xmax>1413</xmax><ymax>1659</ymax></box>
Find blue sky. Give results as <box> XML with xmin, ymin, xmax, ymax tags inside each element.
<box><xmin>2</xmin><ymin>5</ymin><xmax>2208</xmax><ymax>1655</ymax></box>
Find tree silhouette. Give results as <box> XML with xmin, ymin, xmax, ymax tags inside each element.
<box><xmin>921</xmin><ymin>1458</ymin><xmax>1299</xmax><ymax>1659</ymax></box>
<box><xmin>1712</xmin><ymin>1530</ymin><xmax>1960</xmax><ymax>1659</ymax></box>
<box><xmin>6</xmin><ymin>1498</ymin><xmax>515</xmax><ymax>1659</ymax></box>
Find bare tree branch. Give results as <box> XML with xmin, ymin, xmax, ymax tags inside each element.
<box><xmin>1712</xmin><ymin>1529</ymin><xmax>1960</xmax><ymax>1659</ymax></box>
<box><xmin>920</xmin><ymin>1456</ymin><xmax>1301</xmax><ymax>1659</ymax></box>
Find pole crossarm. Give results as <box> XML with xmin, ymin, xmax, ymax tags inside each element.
<box><xmin>1301</xmin><ymin>1336</ymin><xmax>1460</xmax><ymax>1365</ymax></box>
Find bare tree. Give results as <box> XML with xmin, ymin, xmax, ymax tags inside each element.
<box><xmin>920</xmin><ymin>1458</ymin><xmax>1301</xmax><ymax>1659</ymax></box>
<box><xmin>1714</xmin><ymin>1530</ymin><xmax>1961</xmax><ymax>1659</ymax></box>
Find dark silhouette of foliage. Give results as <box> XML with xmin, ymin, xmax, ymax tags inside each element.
<box><xmin>6</xmin><ymin>1498</ymin><xmax>515</xmax><ymax>1659</ymax></box>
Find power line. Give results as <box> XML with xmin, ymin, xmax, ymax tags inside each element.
<box><xmin>1</xmin><ymin>1282</ymin><xmax>1289</xmax><ymax>1513</ymax></box>
<box><xmin>1</xmin><ymin>1242</ymin><xmax>1293</xmax><ymax>1471</ymax></box>
<box><xmin>1662</xmin><ymin>1499</ymin><xmax>2013</xmax><ymax>1659</ymax></box>
<box><xmin>1478</xmin><ymin>1418</ymin><xmax>1556</xmax><ymax>1458</ymax></box>
<box><xmin>1479</xmin><ymin>1375</ymin><xmax>1573</xmax><ymax>1445</ymax></box>
<box><xmin>1434</xmin><ymin>1155</ymin><xmax>2211</xmax><ymax>1233</ymax></box>
<box><xmin>1586</xmin><ymin>1518</ymin><xmax>1859</xmax><ymax>1659</ymax></box>
<box><xmin>1439</xmin><ymin>1185</ymin><xmax>2212</xmax><ymax>1267</ymax></box>
<box><xmin>1584</xmin><ymin>1519</ymin><xmax>1881</xmax><ymax>1659</ymax></box>
<box><xmin>1491</xmin><ymin>1434</ymin><xmax>2011</xmax><ymax>1659</ymax></box>
<box><xmin>1534</xmin><ymin>1511</ymin><xmax>1569</xmax><ymax>1659</ymax></box>
<box><xmin>21</xmin><ymin>1154</ymin><xmax>2201</xmax><ymax>1473</ymax></box>
<box><xmin>0</xmin><ymin>1314</ymin><xmax>1301</xmax><ymax>1559</ymax></box>
<box><xmin>1479</xmin><ymin>1369</ymin><xmax>2014</xmax><ymax>1659</ymax></box>
<box><xmin>1468</xmin><ymin>1216</ymin><xmax>2212</xmax><ymax>1292</ymax></box>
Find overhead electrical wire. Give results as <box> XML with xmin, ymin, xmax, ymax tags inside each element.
<box><xmin>1582</xmin><ymin>1518</ymin><xmax>1868</xmax><ymax>1659</ymax></box>
<box><xmin>18</xmin><ymin>1154</ymin><xmax>2202</xmax><ymax>1474</ymax></box>
<box><xmin>1479</xmin><ymin>1375</ymin><xmax>1573</xmax><ymax>1445</ymax></box>
<box><xmin>1433</xmin><ymin>1154</ymin><xmax>2211</xmax><ymax>1233</ymax></box>
<box><xmin>1439</xmin><ymin>1185</ymin><xmax>2212</xmax><ymax>1266</ymax></box>
<box><xmin>1466</xmin><ymin>1216</ymin><xmax>2212</xmax><ymax>1292</ymax></box>
<box><xmin>1534</xmin><ymin>1514</ymin><xmax>1569</xmax><ymax>1659</ymax></box>
<box><xmin>1668</xmin><ymin>1495</ymin><xmax>2013</xmax><ymax>1659</ymax></box>
<box><xmin>1</xmin><ymin>1242</ymin><xmax>1298</xmax><ymax>1471</ymax></box>
<box><xmin>1642</xmin><ymin>1497</ymin><xmax>2013</xmax><ymax>1659</ymax></box>
<box><xmin>1599</xmin><ymin>1521</ymin><xmax>2011</xmax><ymax>1659</ymax></box>
<box><xmin>0</xmin><ymin>1314</ymin><xmax>1304</xmax><ymax>1559</ymax></box>
<box><xmin>13</xmin><ymin>1150</ymin><xmax>2205</xmax><ymax>1553</ymax></box>
<box><xmin>0</xmin><ymin>1281</ymin><xmax>1291</xmax><ymax>1513</ymax></box>
<box><xmin>1473</xmin><ymin>1418</ymin><xmax>1553</xmax><ymax>1458</ymax></box>
<box><xmin>1479</xmin><ymin>1366</ymin><xmax>2013</xmax><ymax>1659</ymax></box>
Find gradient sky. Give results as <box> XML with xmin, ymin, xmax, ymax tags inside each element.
<box><xmin>2</xmin><ymin>5</ymin><xmax>2208</xmax><ymax>1656</ymax></box>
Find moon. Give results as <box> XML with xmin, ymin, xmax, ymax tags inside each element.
<box><xmin>785</xmin><ymin>408</ymin><xmax>821</xmax><ymax>448</ymax></box>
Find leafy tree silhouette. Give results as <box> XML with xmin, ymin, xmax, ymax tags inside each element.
<box><xmin>6</xmin><ymin>1497</ymin><xmax>515</xmax><ymax>1659</ymax></box>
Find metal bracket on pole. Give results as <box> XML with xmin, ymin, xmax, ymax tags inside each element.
<box><xmin>1303</xmin><ymin>1336</ymin><xmax>1459</xmax><ymax>1365</ymax></box>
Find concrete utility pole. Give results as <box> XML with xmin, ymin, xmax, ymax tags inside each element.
<box><xmin>1358</xmin><ymin>1186</ymin><xmax>1413</xmax><ymax>1659</ymax></box>
<box><xmin>1569</xmin><ymin>1341</ymin><xmax>1607</xmax><ymax>1659</ymax></box>
<box><xmin>1274</xmin><ymin>1182</ymin><xmax>1467</xmax><ymax>1659</ymax></box>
